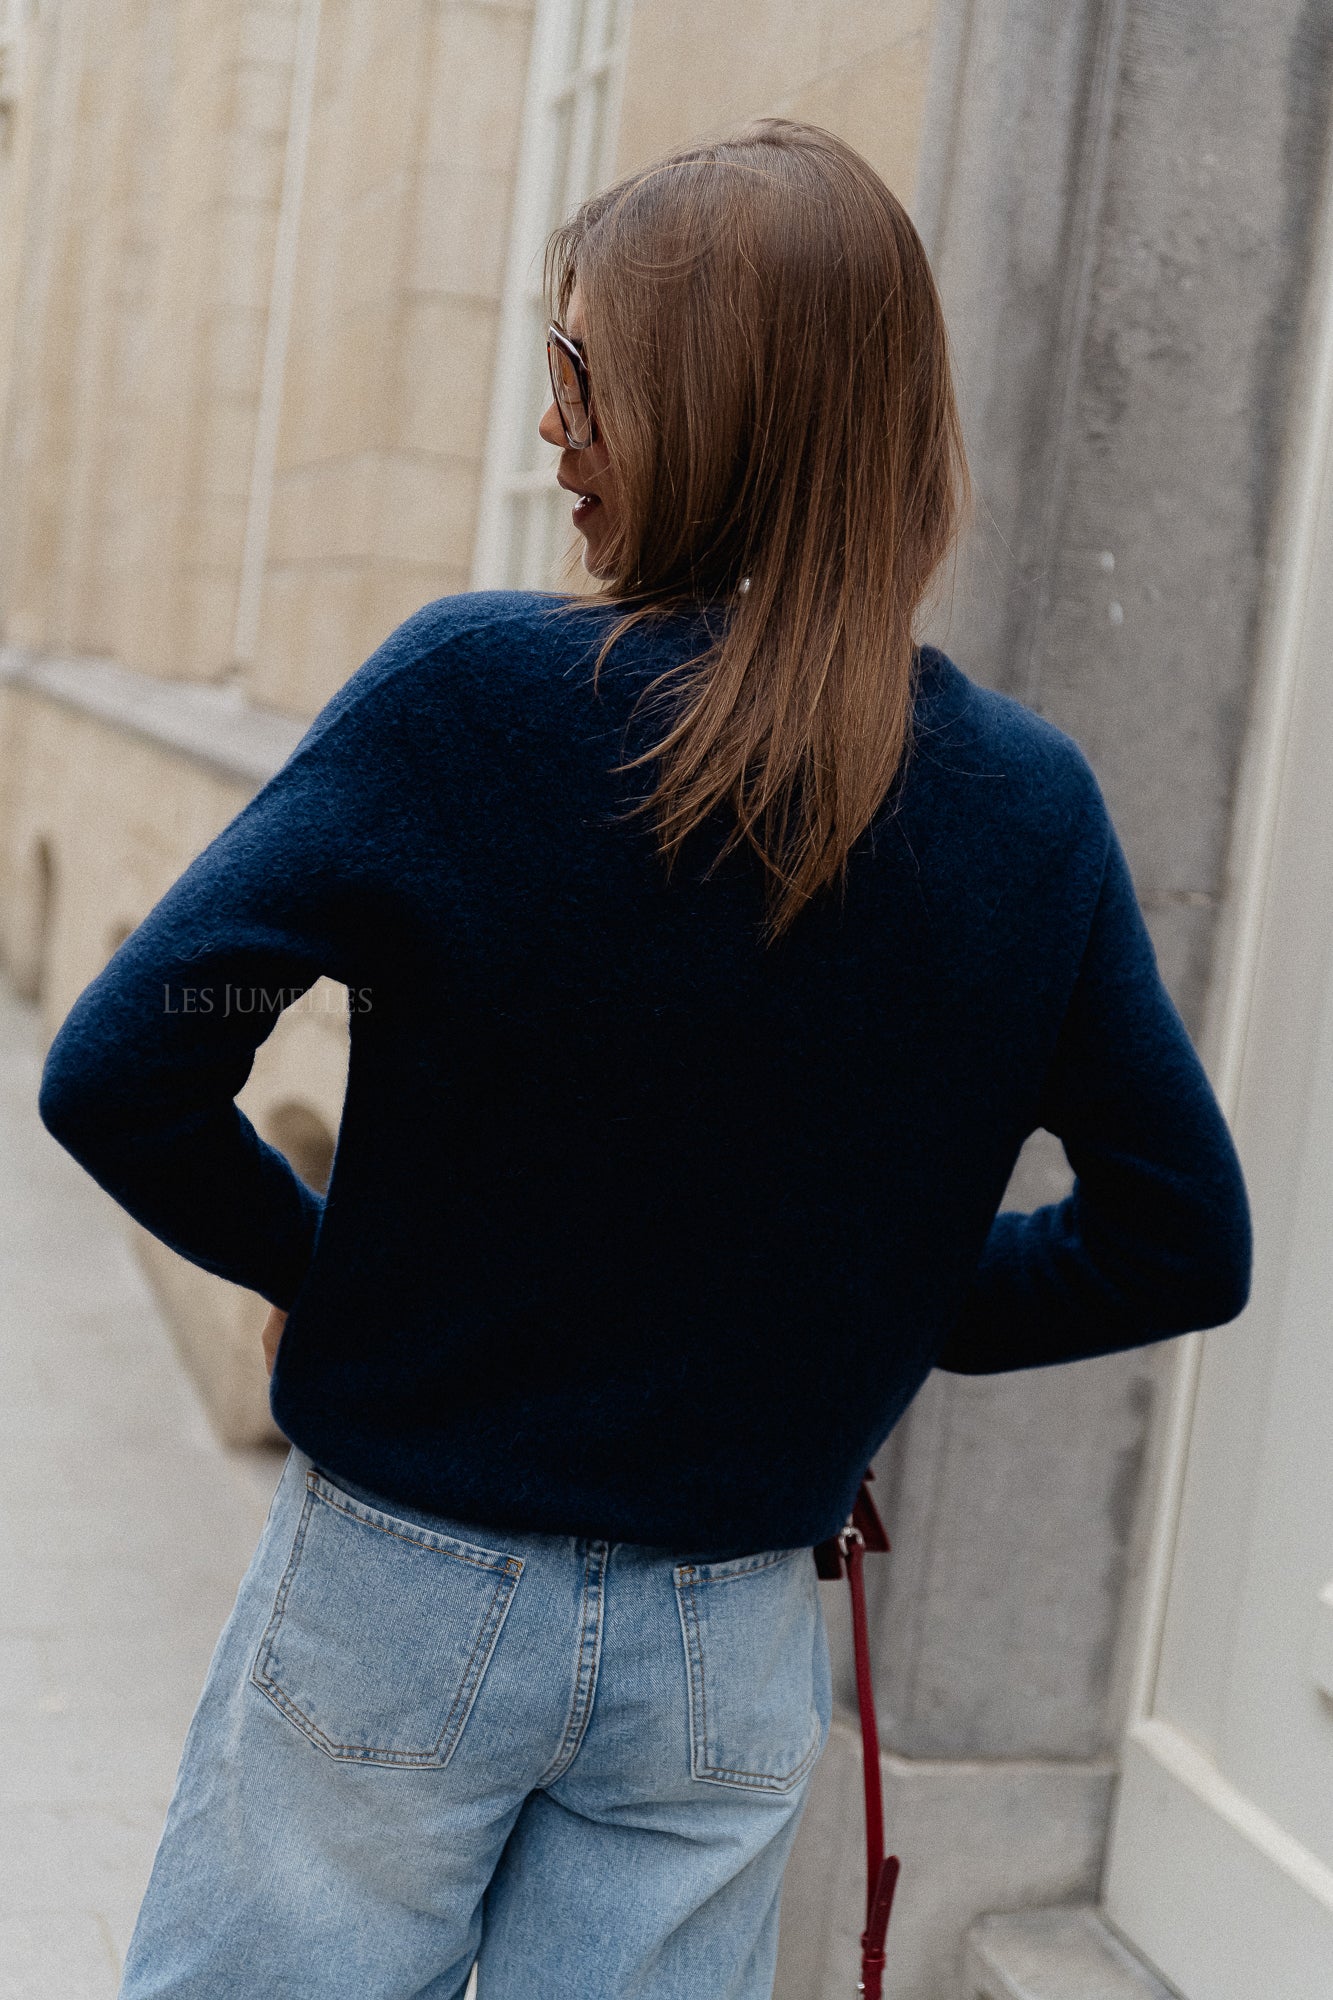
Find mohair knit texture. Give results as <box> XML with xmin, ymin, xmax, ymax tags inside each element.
<box><xmin>38</xmin><ymin>591</ymin><xmax>1252</xmax><ymax>1560</ymax></box>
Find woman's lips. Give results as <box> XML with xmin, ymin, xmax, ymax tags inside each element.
<box><xmin>572</xmin><ymin>492</ymin><xmax>601</xmax><ymax>524</ymax></box>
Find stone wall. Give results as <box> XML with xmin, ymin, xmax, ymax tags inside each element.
<box><xmin>615</xmin><ymin>0</ymin><xmax>936</xmax><ymax>199</ymax></box>
<box><xmin>250</xmin><ymin>0</ymin><xmax>533</xmax><ymax>714</ymax></box>
<box><xmin>3</xmin><ymin>1</ymin><xmax>303</xmax><ymax>680</ymax></box>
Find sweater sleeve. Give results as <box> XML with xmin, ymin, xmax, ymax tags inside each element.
<box><xmin>36</xmin><ymin>652</ymin><xmax>419</xmax><ymax>1313</ymax></box>
<box><xmin>935</xmin><ymin>814</ymin><xmax>1252</xmax><ymax>1373</ymax></box>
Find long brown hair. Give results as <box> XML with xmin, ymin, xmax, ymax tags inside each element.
<box><xmin>545</xmin><ymin>118</ymin><xmax>971</xmax><ymax>942</ymax></box>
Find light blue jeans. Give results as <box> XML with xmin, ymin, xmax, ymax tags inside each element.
<box><xmin>120</xmin><ymin>1448</ymin><xmax>832</xmax><ymax>1998</ymax></box>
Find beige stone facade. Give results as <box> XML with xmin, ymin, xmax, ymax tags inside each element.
<box><xmin>615</xmin><ymin>0</ymin><xmax>934</xmax><ymax>194</ymax></box>
<box><xmin>0</xmin><ymin>0</ymin><xmax>937</xmax><ymax>1444</ymax></box>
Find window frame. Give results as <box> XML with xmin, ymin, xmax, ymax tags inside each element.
<box><xmin>470</xmin><ymin>0</ymin><xmax>631</xmax><ymax>591</ymax></box>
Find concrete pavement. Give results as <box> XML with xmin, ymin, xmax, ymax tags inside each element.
<box><xmin>0</xmin><ymin>975</ymin><xmax>283</xmax><ymax>1997</ymax></box>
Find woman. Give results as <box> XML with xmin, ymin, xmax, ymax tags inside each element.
<box><xmin>38</xmin><ymin>120</ymin><xmax>1251</xmax><ymax>1999</ymax></box>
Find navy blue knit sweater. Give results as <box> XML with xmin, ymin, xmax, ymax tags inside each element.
<box><xmin>37</xmin><ymin>591</ymin><xmax>1251</xmax><ymax>1559</ymax></box>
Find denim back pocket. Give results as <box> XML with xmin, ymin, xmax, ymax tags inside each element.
<box><xmin>250</xmin><ymin>1470</ymin><xmax>522</xmax><ymax>1767</ymax></box>
<box><xmin>673</xmin><ymin>1546</ymin><xmax>825</xmax><ymax>1793</ymax></box>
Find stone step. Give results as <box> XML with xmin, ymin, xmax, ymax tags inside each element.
<box><xmin>964</xmin><ymin>1907</ymin><xmax>1180</xmax><ymax>2000</ymax></box>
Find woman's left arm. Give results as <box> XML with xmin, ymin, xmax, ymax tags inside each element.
<box><xmin>37</xmin><ymin>632</ymin><xmax>428</xmax><ymax>1312</ymax></box>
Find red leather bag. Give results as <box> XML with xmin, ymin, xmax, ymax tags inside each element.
<box><xmin>812</xmin><ymin>1469</ymin><xmax>900</xmax><ymax>1999</ymax></box>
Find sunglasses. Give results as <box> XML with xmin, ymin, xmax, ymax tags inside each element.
<box><xmin>546</xmin><ymin>321</ymin><xmax>597</xmax><ymax>450</ymax></box>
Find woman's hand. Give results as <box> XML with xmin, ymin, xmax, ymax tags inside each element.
<box><xmin>261</xmin><ymin>1304</ymin><xmax>288</xmax><ymax>1378</ymax></box>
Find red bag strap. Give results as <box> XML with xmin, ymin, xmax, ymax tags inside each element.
<box><xmin>813</xmin><ymin>1470</ymin><xmax>900</xmax><ymax>1999</ymax></box>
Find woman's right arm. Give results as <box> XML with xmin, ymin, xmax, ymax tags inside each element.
<box><xmin>936</xmin><ymin>816</ymin><xmax>1252</xmax><ymax>1374</ymax></box>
